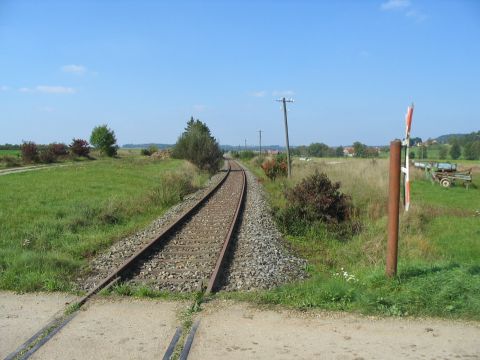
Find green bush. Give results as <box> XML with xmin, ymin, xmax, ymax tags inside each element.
<box><xmin>172</xmin><ymin>117</ymin><xmax>223</xmax><ymax>173</ymax></box>
<box><xmin>1</xmin><ymin>155</ymin><xmax>22</xmax><ymax>168</ymax></box>
<box><xmin>90</xmin><ymin>124</ymin><xmax>118</xmax><ymax>157</ymax></box>
<box><xmin>239</xmin><ymin>150</ymin><xmax>255</xmax><ymax>160</ymax></box>
<box><xmin>149</xmin><ymin>172</ymin><xmax>195</xmax><ymax>207</ymax></box>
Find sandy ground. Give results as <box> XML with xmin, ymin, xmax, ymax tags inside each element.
<box><xmin>2</xmin><ymin>293</ymin><xmax>479</xmax><ymax>360</ymax></box>
<box><xmin>30</xmin><ymin>297</ymin><xmax>182</xmax><ymax>360</ymax></box>
<box><xmin>0</xmin><ymin>291</ymin><xmax>77</xmax><ymax>358</ymax></box>
<box><xmin>189</xmin><ymin>300</ymin><xmax>480</xmax><ymax>360</ymax></box>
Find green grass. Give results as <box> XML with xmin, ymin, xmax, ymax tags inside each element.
<box><xmin>233</xmin><ymin>157</ymin><xmax>480</xmax><ymax>320</ymax></box>
<box><xmin>0</xmin><ymin>149</ymin><xmax>20</xmax><ymax>156</ymax></box>
<box><xmin>0</xmin><ymin>157</ymin><xmax>208</xmax><ymax>292</ymax></box>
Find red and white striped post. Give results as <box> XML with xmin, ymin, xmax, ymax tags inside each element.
<box><xmin>402</xmin><ymin>104</ymin><xmax>414</xmax><ymax>211</ymax></box>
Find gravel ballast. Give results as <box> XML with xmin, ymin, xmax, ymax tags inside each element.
<box><xmin>79</xmin><ymin>164</ymin><xmax>306</xmax><ymax>292</ymax></box>
<box><xmin>221</xmin><ymin>167</ymin><xmax>307</xmax><ymax>291</ymax></box>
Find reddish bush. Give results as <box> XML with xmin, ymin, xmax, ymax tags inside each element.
<box><xmin>49</xmin><ymin>143</ymin><xmax>69</xmax><ymax>156</ymax></box>
<box><xmin>261</xmin><ymin>156</ymin><xmax>287</xmax><ymax>181</ymax></box>
<box><xmin>39</xmin><ymin>148</ymin><xmax>57</xmax><ymax>163</ymax></box>
<box><xmin>70</xmin><ymin>139</ymin><xmax>90</xmax><ymax>157</ymax></box>
<box><xmin>21</xmin><ymin>141</ymin><xmax>39</xmax><ymax>163</ymax></box>
<box><xmin>285</xmin><ymin>170</ymin><xmax>352</xmax><ymax>224</ymax></box>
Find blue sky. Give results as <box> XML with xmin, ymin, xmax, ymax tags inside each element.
<box><xmin>1</xmin><ymin>0</ymin><xmax>479</xmax><ymax>146</ymax></box>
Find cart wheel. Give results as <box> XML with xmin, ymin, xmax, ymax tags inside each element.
<box><xmin>440</xmin><ymin>178</ymin><xmax>451</xmax><ymax>187</ymax></box>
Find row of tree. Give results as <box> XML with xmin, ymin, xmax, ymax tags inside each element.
<box><xmin>291</xmin><ymin>142</ymin><xmax>379</xmax><ymax>158</ymax></box>
<box><xmin>412</xmin><ymin>141</ymin><xmax>480</xmax><ymax>160</ymax></box>
<box><xmin>4</xmin><ymin>125</ymin><xmax>119</xmax><ymax>164</ymax></box>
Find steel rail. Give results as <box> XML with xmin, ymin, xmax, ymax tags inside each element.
<box><xmin>7</xmin><ymin>160</ymin><xmax>245</xmax><ymax>360</ymax></box>
<box><xmin>205</xmin><ymin>161</ymin><xmax>246</xmax><ymax>293</ymax></box>
<box><xmin>77</xmin><ymin>161</ymin><xmax>232</xmax><ymax>306</ymax></box>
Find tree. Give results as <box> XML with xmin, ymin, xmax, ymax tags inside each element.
<box><xmin>464</xmin><ymin>141</ymin><xmax>480</xmax><ymax>160</ymax></box>
<box><xmin>410</xmin><ymin>137</ymin><xmax>423</xmax><ymax>146</ymax></box>
<box><xmin>419</xmin><ymin>144</ymin><xmax>428</xmax><ymax>159</ymax></box>
<box><xmin>335</xmin><ymin>146</ymin><xmax>344</xmax><ymax>157</ymax></box>
<box><xmin>70</xmin><ymin>139</ymin><xmax>90</xmax><ymax>157</ymax></box>
<box><xmin>450</xmin><ymin>141</ymin><xmax>461</xmax><ymax>160</ymax></box>
<box><xmin>307</xmin><ymin>142</ymin><xmax>330</xmax><ymax>157</ymax></box>
<box><xmin>438</xmin><ymin>145</ymin><xmax>448</xmax><ymax>160</ymax></box>
<box><xmin>172</xmin><ymin>117</ymin><xmax>223</xmax><ymax>173</ymax></box>
<box><xmin>353</xmin><ymin>142</ymin><xmax>367</xmax><ymax>157</ymax></box>
<box><xmin>90</xmin><ymin>124</ymin><xmax>118</xmax><ymax>157</ymax></box>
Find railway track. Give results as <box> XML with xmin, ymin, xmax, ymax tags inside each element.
<box><xmin>7</xmin><ymin>159</ymin><xmax>246</xmax><ymax>360</ymax></box>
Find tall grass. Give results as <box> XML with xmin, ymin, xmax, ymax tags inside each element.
<box><xmin>0</xmin><ymin>158</ymin><xmax>208</xmax><ymax>292</ymax></box>
<box><xmin>240</xmin><ymin>156</ymin><xmax>480</xmax><ymax>319</ymax></box>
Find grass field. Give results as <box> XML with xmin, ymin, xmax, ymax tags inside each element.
<box><xmin>0</xmin><ymin>149</ymin><xmax>20</xmax><ymax>156</ymax></box>
<box><xmin>0</xmin><ymin>157</ymin><xmax>208</xmax><ymax>292</ymax></box>
<box><xmin>231</xmin><ymin>157</ymin><xmax>480</xmax><ymax>320</ymax></box>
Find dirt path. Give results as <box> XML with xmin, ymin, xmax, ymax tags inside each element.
<box><xmin>0</xmin><ymin>164</ymin><xmax>69</xmax><ymax>176</ymax></box>
<box><xmin>30</xmin><ymin>298</ymin><xmax>182</xmax><ymax>360</ymax></box>
<box><xmin>2</xmin><ymin>293</ymin><xmax>479</xmax><ymax>359</ymax></box>
<box><xmin>0</xmin><ymin>291</ymin><xmax>77</xmax><ymax>358</ymax></box>
<box><xmin>189</xmin><ymin>300</ymin><xmax>480</xmax><ymax>360</ymax></box>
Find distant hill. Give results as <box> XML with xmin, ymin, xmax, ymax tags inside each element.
<box><xmin>434</xmin><ymin>134</ymin><xmax>470</xmax><ymax>144</ymax></box>
<box><xmin>122</xmin><ymin>143</ymin><xmax>286</xmax><ymax>151</ymax></box>
<box><xmin>122</xmin><ymin>143</ymin><xmax>172</xmax><ymax>149</ymax></box>
<box><xmin>434</xmin><ymin>131</ymin><xmax>480</xmax><ymax>144</ymax></box>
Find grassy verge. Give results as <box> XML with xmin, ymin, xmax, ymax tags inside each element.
<box><xmin>233</xmin><ymin>157</ymin><xmax>480</xmax><ymax>320</ymax></box>
<box><xmin>0</xmin><ymin>157</ymin><xmax>208</xmax><ymax>292</ymax></box>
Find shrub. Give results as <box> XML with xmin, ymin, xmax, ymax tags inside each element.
<box><xmin>39</xmin><ymin>148</ymin><xmax>57</xmax><ymax>163</ymax></box>
<box><xmin>1</xmin><ymin>155</ymin><xmax>21</xmax><ymax>168</ymax></box>
<box><xmin>49</xmin><ymin>143</ymin><xmax>69</xmax><ymax>156</ymax></box>
<box><xmin>90</xmin><ymin>124</ymin><xmax>118</xmax><ymax>157</ymax></box>
<box><xmin>149</xmin><ymin>171</ymin><xmax>195</xmax><ymax>207</ymax></box>
<box><xmin>148</xmin><ymin>145</ymin><xmax>159</xmax><ymax>154</ymax></box>
<box><xmin>70</xmin><ymin>139</ymin><xmax>90</xmax><ymax>157</ymax></box>
<box><xmin>21</xmin><ymin>141</ymin><xmax>39</xmax><ymax>163</ymax></box>
<box><xmin>141</xmin><ymin>148</ymin><xmax>151</xmax><ymax>156</ymax></box>
<box><xmin>239</xmin><ymin>150</ymin><xmax>255</xmax><ymax>160</ymax></box>
<box><xmin>172</xmin><ymin>117</ymin><xmax>223</xmax><ymax>173</ymax></box>
<box><xmin>261</xmin><ymin>155</ymin><xmax>287</xmax><ymax>181</ymax></box>
<box><xmin>285</xmin><ymin>170</ymin><xmax>352</xmax><ymax>224</ymax></box>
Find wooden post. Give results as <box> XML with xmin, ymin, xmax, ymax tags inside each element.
<box><xmin>386</xmin><ymin>140</ymin><xmax>402</xmax><ymax>277</ymax></box>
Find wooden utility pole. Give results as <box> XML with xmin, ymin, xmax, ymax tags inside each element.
<box><xmin>386</xmin><ymin>140</ymin><xmax>402</xmax><ymax>277</ymax></box>
<box><xmin>244</xmin><ymin>138</ymin><xmax>247</xmax><ymax>151</ymax></box>
<box><xmin>258</xmin><ymin>130</ymin><xmax>262</xmax><ymax>156</ymax></box>
<box><xmin>276</xmin><ymin>97</ymin><xmax>294</xmax><ymax>178</ymax></box>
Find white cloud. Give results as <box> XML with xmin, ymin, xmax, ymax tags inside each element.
<box><xmin>61</xmin><ymin>64</ymin><xmax>87</xmax><ymax>74</ymax></box>
<box><xmin>380</xmin><ymin>0</ymin><xmax>410</xmax><ymax>11</ymax></box>
<box><xmin>0</xmin><ymin>85</ymin><xmax>9</xmax><ymax>91</ymax></box>
<box><xmin>272</xmin><ymin>90</ymin><xmax>295</xmax><ymax>97</ymax></box>
<box><xmin>406</xmin><ymin>9</ymin><xmax>427</xmax><ymax>22</ymax></box>
<box><xmin>380</xmin><ymin>0</ymin><xmax>427</xmax><ymax>22</ymax></box>
<box><xmin>19</xmin><ymin>86</ymin><xmax>76</xmax><ymax>94</ymax></box>
<box><xmin>36</xmin><ymin>85</ymin><xmax>75</xmax><ymax>94</ymax></box>
<box><xmin>19</xmin><ymin>87</ymin><xmax>34</xmax><ymax>93</ymax></box>
<box><xmin>250</xmin><ymin>90</ymin><xmax>267</xmax><ymax>97</ymax></box>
